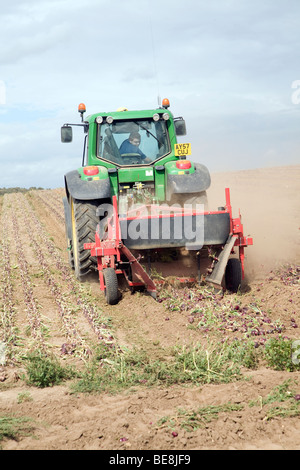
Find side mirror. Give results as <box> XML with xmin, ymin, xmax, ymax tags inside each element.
<box><xmin>61</xmin><ymin>125</ymin><xmax>73</xmax><ymax>143</ymax></box>
<box><xmin>174</xmin><ymin>118</ymin><xmax>187</xmax><ymax>136</ymax></box>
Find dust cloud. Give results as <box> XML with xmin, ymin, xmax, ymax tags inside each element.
<box><xmin>207</xmin><ymin>165</ymin><xmax>300</xmax><ymax>280</ymax></box>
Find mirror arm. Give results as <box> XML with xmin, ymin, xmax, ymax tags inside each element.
<box><xmin>62</xmin><ymin>122</ymin><xmax>89</xmax><ymax>132</ymax></box>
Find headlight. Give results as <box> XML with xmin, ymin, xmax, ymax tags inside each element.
<box><xmin>152</xmin><ymin>113</ymin><xmax>160</xmax><ymax>121</ymax></box>
<box><xmin>162</xmin><ymin>113</ymin><xmax>169</xmax><ymax>120</ymax></box>
<box><xmin>95</xmin><ymin>116</ymin><xmax>103</xmax><ymax>124</ymax></box>
<box><xmin>106</xmin><ymin>116</ymin><xmax>114</xmax><ymax>124</ymax></box>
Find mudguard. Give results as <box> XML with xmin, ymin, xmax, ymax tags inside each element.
<box><xmin>64</xmin><ymin>169</ymin><xmax>111</xmax><ymax>201</ymax></box>
<box><xmin>166</xmin><ymin>163</ymin><xmax>211</xmax><ymax>201</ymax></box>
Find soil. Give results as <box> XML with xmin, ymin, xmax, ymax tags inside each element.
<box><xmin>0</xmin><ymin>165</ymin><xmax>299</xmax><ymax>451</ymax></box>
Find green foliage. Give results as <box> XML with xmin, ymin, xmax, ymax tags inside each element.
<box><xmin>218</xmin><ymin>339</ymin><xmax>259</xmax><ymax>369</ymax></box>
<box><xmin>72</xmin><ymin>340</ymin><xmax>259</xmax><ymax>394</ymax></box>
<box><xmin>17</xmin><ymin>392</ymin><xmax>33</xmax><ymax>404</ymax></box>
<box><xmin>24</xmin><ymin>351</ymin><xmax>76</xmax><ymax>388</ymax></box>
<box><xmin>249</xmin><ymin>380</ymin><xmax>300</xmax><ymax>420</ymax></box>
<box><xmin>264</xmin><ymin>337</ymin><xmax>300</xmax><ymax>371</ymax></box>
<box><xmin>158</xmin><ymin>403</ymin><xmax>244</xmax><ymax>432</ymax></box>
<box><xmin>0</xmin><ymin>415</ymin><xmax>34</xmax><ymax>445</ymax></box>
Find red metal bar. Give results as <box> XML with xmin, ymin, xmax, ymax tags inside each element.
<box><xmin>239</xmin><ymin>246</ymin><xmax>245</xmax><ymax>279</ymax></box>
<box><xmin>84</xmin><ymin>196</ymin><xmax>157</xmax><ymax>297</ymax></box>
<box><xmin>224</xmin><ymin>187</ymin><xmax>232</xmax><ymax>233</ymax></box>
<box><xmin>120</xmin><ymin>245</ymin><xmax>157</xmax><ymax>295</ymax></box>
<box><xmin>222</xmin><ymin>189</ymin><xmax>253</xmax><ymax>279</ymax></box>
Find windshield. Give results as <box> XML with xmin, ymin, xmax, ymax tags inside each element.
<box><xmin>97</xmin><ymin>118</ymin><xmax>170</xmax><ymax>165</ymax></box>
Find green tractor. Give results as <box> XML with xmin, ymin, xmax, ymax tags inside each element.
<box><xmin>61</xmin><ymin>99</ymin><xmax>252</xmax><ymax>303</ymax></box>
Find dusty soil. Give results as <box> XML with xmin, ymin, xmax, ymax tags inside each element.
<box><xmin>0</xmin><ymin>165</ymin><xmax>299</xmax><ymax>451</ymax></box>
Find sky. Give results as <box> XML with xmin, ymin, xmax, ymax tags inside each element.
<box><xmin>0</xmin><ymin>0</ymin><xmax>300</xmax><ymax>188</ymax></box>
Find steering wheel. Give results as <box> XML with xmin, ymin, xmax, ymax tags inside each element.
<box><xmin>120</xmin><ymin>153</ymin><xmax>143</xmax><ymax>164</ymax></box>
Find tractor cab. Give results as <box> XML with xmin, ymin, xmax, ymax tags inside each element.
<box><xmin>97</xmin><ymin>115</ymin><xmax>171</xmax><ymax>166</ymax></box>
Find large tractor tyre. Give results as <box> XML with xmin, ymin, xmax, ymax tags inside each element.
<box><xmin>64</xmin><ymin>221</ymin><xmax>75</xmax><ymax>270</ymax></box>
<box><xmin>63</xmin><ymin>197</ymin><xmax>75</xmax><ymax>269</ymax></box>
<box><xmin>103</xmin><ymin>268</ymin><xmax>119</xmax><ymax>305</ymax></box>
<box><xmin>70</xmin><ymin>198</ymin><xmax>100</xmax><ymax>281</ymax></box>
<box><xmin>67</xmin><ymin>243</ymin><xmax>75</xmax><ymax>270</ymax></box>
<box><xmin>225</xmin><ymin>258</ymin><xmax>242</xmax><ymax>293</ymax></box>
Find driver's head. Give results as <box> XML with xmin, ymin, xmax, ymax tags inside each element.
<box><xmin>129</xmin><ymin>132</ymin><xmax>141</xmax><ymax>147</ymax></box>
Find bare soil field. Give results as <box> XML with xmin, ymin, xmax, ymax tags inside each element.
<box><xmin>0</xmin><ymin>165</ymin><xmax>299</xmax><ymax>451</ymax></box>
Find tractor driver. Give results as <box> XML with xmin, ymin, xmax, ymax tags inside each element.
<box><xmin>119</xmin><ymin>132</ymin><xmax>148</xmax><ymax>161</ymax></box>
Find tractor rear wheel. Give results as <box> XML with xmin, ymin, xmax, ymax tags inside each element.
<box><xmin>225</xmin><ymin>258</ymin><xmax>242</xmax><ymax>293</ymax></box>
<box><xmin>103</xmin><ymin>268</ymin><xmax>119</xmax><ymax>305</ymax></box>
<box><xmin>70</xmin><ymin>198</ymin><xmax>99</xmax><ymax>280</ymax></box>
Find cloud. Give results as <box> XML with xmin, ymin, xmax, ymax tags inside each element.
<box><xmin>0</xmin><ymin>23</ymin><xmax>70</xmax><ymax>65</ymax></box>
<box><xmin>0</xmin><ymin>0</ymin><xmax>299</xmax><ymax>188</ymax></box>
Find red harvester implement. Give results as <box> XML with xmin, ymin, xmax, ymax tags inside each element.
<box><xmin>84</xmin><ymin>188</ymin><xmax>253</xmax><ymax>304</ymax></box>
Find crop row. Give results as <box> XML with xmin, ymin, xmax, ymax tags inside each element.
<box><xmin>0</xmin><ymin>195</ymin><xmax>19</xmax><ymax>362</ymax></box>
<box><xmin>12</xmin><ymin>211</ymin><xmax>50</xmax><ymax>351</ymax></box>
<box><xmin>24</xmin><ymin>194</ymin><xmax>115</xmax><ymax>344</ymax></box>
<box><xmin>31</xmin><ymin>190</ymin><xmax>64</xmax><ymax>224</ymax></box>
<box><xmin>12</xmin><ymin>193</ymin><xmax>116</xmax><ymax>360</ymax></box>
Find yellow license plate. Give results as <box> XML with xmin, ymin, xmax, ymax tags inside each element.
<box><xmin>174</xmin><ymin>143</ymin><xmax>191</xmax><ymax>157</ymax></box>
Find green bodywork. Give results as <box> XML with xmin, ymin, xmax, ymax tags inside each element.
<box><xmin>63</xmin><ymin>105</ymin><xmax>210</xmax><ymax>205</ymax></box>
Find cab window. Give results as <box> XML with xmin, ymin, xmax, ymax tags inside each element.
<box><xmin>97</xmin><ymin>118</ymin><xmax>170</xmax><ymax>165</ymax></box>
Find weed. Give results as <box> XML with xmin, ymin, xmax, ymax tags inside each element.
<box><xmin>264</xmin><ymin>337</ymin><xmax>300</xmax><ymax>371</ymax></box>
<box><xmin>72</xmin><ymin>340</ymin><xmax>259</xmax><ymax>394</ymax></box>
<box><xmin>225</xmin><ymin>339</ymin><xmax>259</xmax><ymax>369</ymax></box>
<box><xmin>0</xmin><ymin>415</ymin><xmax>35</xmax><ymax>446</ymax></box>
<box><xmin>17</xmin><ymin>392</ymin><xmax>33</xmax><ymax>404</ymax></box>
<box><xmin>250</xmin><ymin>380</ymin><xmax>300</xmax><ymax>420</ymax></box>
<box><xmin>23</xmin><ymin>351</ymin><xmax>76</xmax><ymax>388</ymax></box>
<box><xmin>157</xmin><ymin>403</ymin><xmax>244</xmax><ymax>432</ymax></box>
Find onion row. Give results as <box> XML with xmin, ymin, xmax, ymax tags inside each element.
<box><xmin>0</xmin><ymin>195</ymin><xmax>20</xmax><ymax>362</ymax></box>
